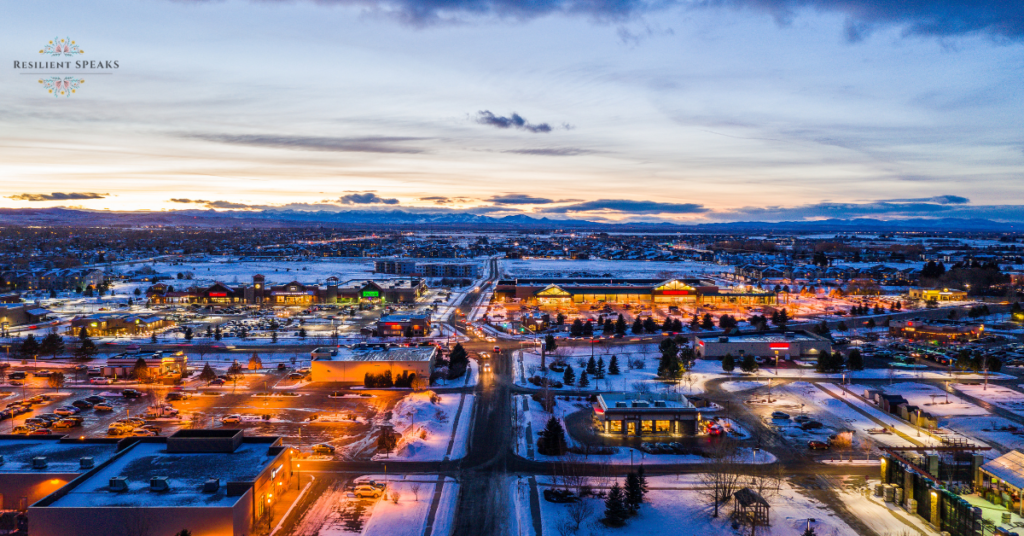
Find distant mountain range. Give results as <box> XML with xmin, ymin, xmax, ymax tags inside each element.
<box><xmin>0</xmin><ymin>207</ymin><xmax>1019</xmax><ymax>232</ymax></box>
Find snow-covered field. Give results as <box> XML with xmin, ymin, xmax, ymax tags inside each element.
<box><xmin>534</xmin><ymin>475</ymin><xmax>874</xmax><ymax>536</ymax></box>
<box><xmin>954</xmin><ymin>383</ymin><xmax>1024</xmax><ymax>412</ymax></box>
<box><xmin>502</xmin><ymin>259</ymin><xmax>724</xmax><ymax>279</ymax></box>
<box><xmin>121</xmin><ymin>257</ymin><xmax>377</xmax><ymax>285</ymax></box>
<box><xmin>373</xmin><ymin>391</ymin><xmax>475</xmax><ymax>462</ymax></box>
<box><xmin>515</xmin><ymin>346</ymin><xmax>713</xmax><ymax>394</ymax></box>
<box><xmin>877</xmin><ymin>382</ymin><xmax>989</xmax><ymax>417</ymax></box>
<box><xmin>689</xmin><ymin>359</ymin><xmax>1014</xmax><ymax>382</ymax></box>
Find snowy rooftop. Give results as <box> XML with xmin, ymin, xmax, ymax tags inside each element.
<box><xmin>338</xmin><ymin>346</ymin><xmax>437</xmax><ymax>363</ymax></box>
<box><xmin>981</xmin><ymin>450</ymin><xmax>1024</xmax><ymax>491</ymax></box>
<box><xmin>45</xmin><ymin>440</ymin><xmax>281</xmax><ymax>508</ymax></box>
<box><xmin>0</xmin><ymin>439</ymin><xmax>116</xmax><ymax>474</ymax></box>
<box><xmin>701</xmin><ymin>332</ymin><xmax>818</xmax><ymax>343</ymax></box>
<box><xmin>597</xmin><ymin>393</ymin><xmax>696</xmax><ymax>411</ymax></box>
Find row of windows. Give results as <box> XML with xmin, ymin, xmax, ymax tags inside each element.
<box><xmin>608</xmin><ymin>420</ymin><xmax>673</xmax><ymax>433</ymax></box>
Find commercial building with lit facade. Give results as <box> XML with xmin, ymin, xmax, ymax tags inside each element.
<box><xmin>908</xmin><ymin>288</ymin><xmax>969</xmax><ymax>302</ymax></box>
<box><xmin>29</xmin><ymin>430</ymin><xmax>293</xmax><ymax>536</ymax></box>
<box><xmin>311</xmin><ymin>345</ymin><xmax>437</xmax><ymax>383</ymax></box>
<box><xmin>0</xmin><ymin>437</ymin><xmax>117</xmax><ymax>511</ymax></box>
<box><xmin>889</xmin><ymin>319</ymin><xmax>983</xmax><ymax>343</ymax></box>
<box><xmin>494</xmin><ymin>278</ymin><xmax>776</xmax><ymax>306</ymax></box>
<box><xmin>694</xmin><ymin>331</ymin><xmax>832</xmax><ymax>361</ymax></box>
<box><xmin>146</xmin><ymin>275</ymin><xmax>426</xmax><ymax>306</ymax></box>
<box><xmin>375</xmin><ymin>314</ymin><xmax>431</xmax><ymax>337</ymax></box>
<box><xmin>67</xmin><ymin>313</ymin><xmax>174</xmax><ymax>336</ymax></box>
<box><xmin>593</xmin><ymin>393</ymin><xmax>701</xmax><ymax>436</ymax></box>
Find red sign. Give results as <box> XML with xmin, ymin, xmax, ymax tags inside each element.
<box><xmin>209</xmin><ymin>292</ymin><xmax>227</xmax><ymax>297</ymax></box>
<box><xmin>698</xmin><ymin>340</ymin><xmax>705</xmax><ymax>346</ymax></box>
<box><xmin>769</xmin><ymin>342</ymin><xmax>790</xmax><ymax>350</ymax></box>
<box><xmin>661</xmin><ymin>290</ymin><xmax>689</xmax><ymax>296</ymax></box>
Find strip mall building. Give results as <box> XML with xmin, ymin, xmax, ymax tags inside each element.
<box><xmin>493</xmin><ymin>278</ymin><xmax>776</xmax><ymax>306</ymax></box>
<box><xmin>147</xmin><ymin>275</ymin><xmax>426</xmax><ymax>306</ymax></box>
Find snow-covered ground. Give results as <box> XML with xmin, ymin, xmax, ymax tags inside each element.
<box><xmin>515</xmin><ymin>346</ymin><xmax>715</xmax><ymax>394</ymax></box>
<box><xmin>876</xmin><ymin>382</ymin><xmax>989</xmax><ymax>417</ymax></box>
<box><xmin>533</xmin><ymin>475</ymin><xmax>877</xmax><ymax>536</ymax></box>
<box><xmin>372</xmin><ymin>391</ymin><xmax>475</xmax><ymax>462</ymax></box>
<box><xmin>513</xmin><ymin>395</ymin><xmax>769</xmax><ymax>466</ymax></box>
<box><xmin>690</xmin><ymin>358</ymin><xmax>1014</xmax><ymax>381</ymax></box>
<box><xmin>502</xmin><ymin>259</ymin><xmax>723</xmax><ymax>279</ymax></box>
<box><xmin>954</xmin><ymin>383</ymin><xmax>1024</xmax><ymax>412</ymax></box>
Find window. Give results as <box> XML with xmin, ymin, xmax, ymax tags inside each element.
<box><xmin>257</xmin><ymin>493</ymin><xmax>265</xmax><ymax>517</ymax></box>
<box><xmin>655</xmin><ymin>420</ymin><xmax>671</xmax><ymax>433</ymax></box>
<box><xmin>610</xmin><ymin>420</ymin><xmax>622</xmax><ymax>433</ymax></box>
<box><xmin>641</xmin><ymin>421</ymin><xmax>653</xmax><ymax>433</ymax></box>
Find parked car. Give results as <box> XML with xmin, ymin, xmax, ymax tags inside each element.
<box><xmin>71</xmin><ymin>400</ymin><xmax>94</xmax><ymax>410</ymax></box>
<box><xmin>209</xmin><ymin>378</ymin><xmax>226</xmax><ymax>386</ymax></box>
<box><xmin>122</xmin><ymin>389</ymin><xmax>143</xmax><ymax>399</ymax></box>
<box><xmin>53</xmin><ymin>418</ymin><xmax>80</xmax><ymax>429</ymax></box>
<box><xmin>221</xmin><ymin>415</ymin><xmax>241</xmax><ymax>424</ymax></box>
<box><xmin>24</xmin><ymin>418</ymin><xmax>51</xmax><ymax>428</ymax></box>
<box><xmin>312</xmin><ymin>443</ymin><xmax>336</xmax><ymax>455</ymax></box>
<box><xmin>54</xmin><ymin>406</ymin><xmax>80</xmax><ymax>416</ymax></box>
<box><xmin>808</xmin><ymin>440</ymin><xmax>830</xmax><ymax>450</ymax></box>
<box><xmin>28</xmin><ymin>428</ymin><xmax>53</xmax><ymax>436</ymax></box>
<box><xmin>353</xmin><ymin>483</ymin><xmax>384</xmax><ymax>499</ymax></box>
<box><xmin>771</xmin><ymin>411</ymin><xmax>790</xmax><ymax>420</ymax></box>
<box><xmin>800</xmin><ymin>420</ymin><xmax>824</xmax><ymax>430</ymax></box>
<box><xmin>793</xmin><ymin>415</ymin><xmax>811</xmax><ymax>423</ymax></box>
<box><xmin>94</xmin><ymin>403</ymin><xmax>114</xmax><ymax>411</ymax></box>
<box><xmin>32</xmin><ymin>370</ymin><xmax>52</xmax><ymax>377</ymax></box>
<box><xmin>11</xmin><ymin>426</ymin><xmax>36</xmax><ymax>434</ymax></box>
<box><xmin>85</xmin><ymin>395</ymin><xmax>106</xmax><ymax>404</ymax></box>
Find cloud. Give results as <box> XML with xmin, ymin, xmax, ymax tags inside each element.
<box><xmin>700</xmin><ymin>0</ymin><xmax>1024</xmax><ymax>42</ymax></box>
<box><xmin>7</xmin><ymin>192</ymin><xmax>107</xmax><ymax>201</ymax></box>
<box><xmin>879</xmin><ymin>195</ymin><xmax>970</xmax><ymax>205</ymax></box>
<box><xmin>338</xmin><ymin>192</ymin><xmax>400</xmax><ymax>205</ymax></box>
<box><xmin>419</xmin><ymin>196</ymin><xmax>475</xmax><ymax>205</ymax></box>
<box><xmin>488</xmin><ymin>194</ymin><xmax>558</xmax><ymax>205</ymax></box>
<box><xmin>168</xmin><ymin>198</ymin><xmax>266</xmax><ymax>210</ymax></box>
<box><xmin>504</xmin><ymin>148</ymin><xmax>596</xmax><ymax>156</ymax></box>
<box><xmin>713</xmin><ymin>198</ymin><xmax>1024</xmax><ymax>222</ymax></box>
<box><xmin>185</xmin><ymin>133</ymin><xmax>427</xmax><ymax>154</ymax></box>
<box><xmin>544</xmin><ymin>199</ymin><xmax>709</xmax><ymax>214</ymax></box>
<box><xmin>476</xmin><ymin>111</ymin><xmax>552</xmax><ymax>133</ymax></box>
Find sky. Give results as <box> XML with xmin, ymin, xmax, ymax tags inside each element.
<box><xmin>1</xmin><ymin>0</ymin><xmax>1023</xmax><ymax>223</ymax></box>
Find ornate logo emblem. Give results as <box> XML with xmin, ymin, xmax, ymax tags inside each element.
<box><xmin>39</xmin><ymin>76</ymin><xmax>84</xmax><ymax>98</ymax></box>
<box><xmin>40</xmin><ymin>37</ymin><xmax>84</xmax><ymax>57</ymax></box>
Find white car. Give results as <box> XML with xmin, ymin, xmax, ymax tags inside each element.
<box><xmin>353</xmin><ymin>484</ymin><xmax>384</xmax><ymax>499</ymax></box>
<box><xmin>221</xmin><ymin>415</ymin><xmax>242</xmax><ymax>424</ymax></box>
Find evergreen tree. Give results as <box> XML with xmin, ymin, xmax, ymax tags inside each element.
<box><xmin>701</xmin><ymin>314</ymin><xmax>714</xmax><ymax>330</ymax></box>
<box><xmin>556</xmin><ymin>313</ymin><xmax>566</xmax><ymax>325</ymax></box>
<box><xmin>631</xmin><ymin>318</ymin><xmax>643</xmax><ymax>334</ymax></box>
<box><xmin>199</xmin><ymin>363</ymin><xmax>217</xmax><ymax>383</ymax></box>
<box><xmin>78</xmin><ymin>327</ymin><xmax>89</xmax><ymax>340</ymax></box>
<box><xmin>563</xmin><ymin>364</ymin><xmax>576</xmax><ymax>386</ymax></box>
<box><xmin>271</xmin><ymin>331</ymin><xmax>279</xmax><ymax>343</ymax></box>
<box><xmin>722</xmin><ymin>353</ymin><xmax>735</xmax><ymax>372</ymax></box>
<box><xmin>587</xmin><ymin>356</ymin><xmax>597</xmax><ymax>375</ymax></box>
<box><xmin>74</xmin><ymin>338</ymin><xmax>98</xmax><ymax>361</ymax></box>
<box><xmin>596</xmin><ymin>356</ymin><xmax>606</xmax><ymax>379</ymax></box>
<box><xmin>538</xmin><ymin>416</ymin><xmax>568</xmax><ymax>456</ymax></box>
<box><xmin>19</xmin><ymin>334</ymin><xmax>40</xmax><ymax>359</ymax></box>
<box><xmin>637</xmin><ymin>464</ymin><xmax>649</xmax><ymax>495</ymax></box>
<box><xmin>624</xmin><ymin>472</ymin><xmax>644</xmax><ymax>515</ymax></box>
<box><xmin>570</xmin><ymin>318</ymin><xmax>584</xmax><ymax>337</ymax></box>
<box><xmin>847</xmin><ymin>348</ymin><xmax>863</xmax><ymax>371</ymax></box>
<box><xmin>582</xmin><ymin>320</ymin><xmax>594</xmax><ymax>337</ymax></box>
<box><xmin>657</xmin><ymin>339</ymin><xmax>682</xmax><ymax>379</ymax></box>
<box><xmin>690</xmin><ymin>314</ymin><xmax>699</xmax><ymax>329</ymax></box>
<box><xmin>133</xmin><ymin>357</ymin><xmax>150</xmax><ymax>382</ymax></box>
<box><xmin>740</xmin><ymin>353</ymin><xmax>758</xmax><ymax>373</ymax></box>
<box><xmin>615</xmin><ymin>314</ymin><xmax>627</xmax><ymax>335</ymax></box>
<box><xmin>608</xmin><ymin>355</ymin><xmax>621</xmax><ymax>375</ymax></box>
<box><xmin>603</xmin><ymin>482</ymin><xmax>629</xmax><ymax>527</ymax></box>
<box><xmin>40</xmin><ymin>333</ymin><xmax>65</xmax><ymax>359</ymax></box>
<box><xmin>603</xmin><ymin>318</ymin><xmax>614</xmax><ymax>333</ymax></box>
<box><xmin>661</xmin><ymin>317</ymin><xmax>673</xmax><ymax>332</ymax></box>
<box><xmin>544</xmin><ymin>334</ymin><xmax>557</xmax><ymax>353</ymax></box>
<box><xmin>672</xmin><ymin>318</ymin><xmax>683</xmax><ymax>332</ymax></box>
<box><xmin>578</xmin><ymin>371</ymin><xmax>590</xmax><ymax>388</ymax></box>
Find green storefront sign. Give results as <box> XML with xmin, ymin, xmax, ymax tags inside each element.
<box><xmin>362</xmin><ymin>290</ymin><xmax>380</xmax><ymax>298</ymax></box>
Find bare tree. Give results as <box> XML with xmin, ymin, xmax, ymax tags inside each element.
<box><xmin>558</xmin><ymin>452</ymin><xmax>590</xmax><ymax>497</ymax></box>
<box><xmin>698</xmin><ymin>438</ymin><xmax>742</xmax><ymax>518</ymax></box>
<box><xmin>744</xmin><ymin>462</ymin><xmax>784</xmax><ymax>501</ymax></box>
<box><xmin>631</xmin><ymin>381</ymin><xmax>652</xmax><ymax>396</ymax></box>
<box><xmin>410</xmin><ymin>483</ymin><xmax>421</xmax><ymax>501</ymax></box>
<box><xmin>565</xmin><ymin>499</ymin><xmax>594</xmax><ymax>533</ymax></box>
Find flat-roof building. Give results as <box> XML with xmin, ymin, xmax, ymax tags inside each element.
<box><xmin>889</xmin><ymin>319</ymin><xmax>983</xmax><ymax>343</ymax></box>
<box><xmin>494</xmin><ymin>278</ymin><xmax>775</xmax><ymax>306</ymax></box>
<box><xmin>0</xmin><ymin>437</ymin><xmax>118</xmax><ymax>511</ymax></box>
<box><xmin>311</xmin><ymin>345</ymin><xmax>437</xmax><ymax>383</ymax></box>
<box><xmin>695</xmin><ymin>331</ymin><xmax>832</xmax><ymax>361</ymax></box>
<box><xmin>147</xmin><ymin>276</ymin><xmax>426</xmax><ymax>306</ymax></box>
<box><xmin>593</xmin><ymin>393</ymin><xmax>701</xmax><ymax>436</ymax></box>
<box><xmin>30</xmin><ymin>430</ymin><xmax>293</xmax><ymax>536</ymax></box>
<box><xmin>376</xmin><ymin>314</ymin><xmax>431</xmax><ymax>337</ymax></box>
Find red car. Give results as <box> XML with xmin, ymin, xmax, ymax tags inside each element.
<box><xmin>29</xmin><ymin>428</ymin><xmax>53</xmax><ymax>436</ymax></box>
<box><xmin>808</xmin><ymin>440</ymin><xmax>830</xmax><ymax>450</ymax></box>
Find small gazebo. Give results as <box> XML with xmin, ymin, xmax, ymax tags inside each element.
<box><xmin>733</xmin><ymin>487</ymin><xmax>770</xmax><ymax>527</ymax></box>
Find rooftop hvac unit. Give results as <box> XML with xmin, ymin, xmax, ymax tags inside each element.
<box><xmin>32</xmin><ymin>457</ymin><xmax>47</xmax><ymax>469</ymax></box>
<box><xmin>80</xmin><ymin>457</ymin><xmax>95</xmax><ymax>469</ymax></box>
<box><xmin>110</xmin><ymin>476</ymin><xmax>129</xmax><ymax>492</ymax></box>
<box><xmin>203</xmin><ymin>479</ymin><xmax>220</xmax><ymax>493</ymax></box>
<box><xmin>150</xmin><ymin>476</ymin><xmax>170</xmax><ymax>492</ymax></box>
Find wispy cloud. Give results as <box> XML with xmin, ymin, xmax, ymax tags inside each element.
<box><xmin>7</xmin><ymin>192</ymin><xmax>107</xmax><ymax>201</ymax></box>
<box><xmin>185</xmin><ymin>133</ymin><xmax>428</xmax><ymax>154</ymax></box>
<box><xmin>169</xmin><ymin>198</ymin><xmax>267</xmax><ymax>210</ymax></box>
<box><xmin>712</xmin><ymin>197</ymin><xmax>1024</xmax><ymax>222</ymax></box>
<box><xmin>476</xmin><ymin>111</ymin><xmax>552</xmax><ymax>133</ymax></box>
<box><xmin>504</xmin><ymin>148</ymin><xmax>597</xmax><ymax>156</ymax></box>
<box><xmin>488</xmin><ymin>194</ymin><xmax>558</xmax><ymax>205</ymax></box>
<box><xmin>543</xmin><ymin>199</ymin><xmax>709</xmax><ymax>214</ymax></box>
<box><xmin>337</xmin><ymin>192</ymin><xmax>400</xmax><ymax>205</ymax></box>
